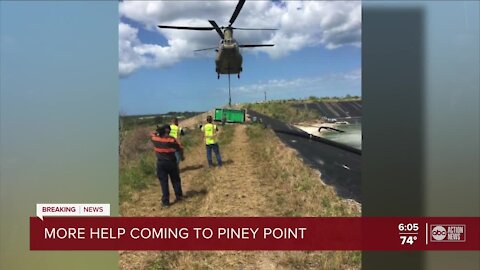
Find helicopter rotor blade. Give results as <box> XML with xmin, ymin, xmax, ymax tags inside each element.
<box><xmin>239</xmin><ymin>44</ymin><xmax>275</xmax><ymax>48</ymax></box>
<box><xmin>157</xmin><ymin>25</ymin><xmax>214</xmax><ymax>31</ymax></box>
<box><xmin>208</xmin><ymin>20</ymin><xmax>225</xmax><ymax>39</ymax></box>
<box><xmin>229</xmin><ymin>0</ymin><xmax>246</xmax><ymax>26</ymax></box>
<box><xmin>232</xmin><ymin>27</ymin><xmax>278</xmax><ymax>31</ymax></box>
<box><xmin>194</xmin><ymin>47</ymin><xmax>218</xmax><ymax>52</ymax></box>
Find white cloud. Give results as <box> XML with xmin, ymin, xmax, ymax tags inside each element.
<box><xmin>232</xmin><ymin>69</ymin><xmax>361</xmax><ymax>94</ymax></box>
<box><xmin>119</xmin><ymin>22</ymin><xmax>195</xmax><ymax>77</ymax></box>
<box><xmin>119</xmin><ymin>1</ymin><xmax>361</xmax><ymax>76</ymax></box>
<box><xmin>343</xmin><ymin>68</ymin><xmax>361</xmax><ymax>80</ymax></box>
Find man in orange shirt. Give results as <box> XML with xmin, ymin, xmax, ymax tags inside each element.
<box><xmin>151</xmin><ymin>125</ymin><xmax>184</xmax><ymax>208</ymax></box>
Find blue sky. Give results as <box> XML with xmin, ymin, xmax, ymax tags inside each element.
<box><xmin>119</xmin><ymin>1</ymin><xmax>361</xmax><ymax>115</ymax></box>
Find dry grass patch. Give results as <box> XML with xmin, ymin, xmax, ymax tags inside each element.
<box><xmin>245</xmin><ymin>101</ymin><xmax>318</xmax><ymax>124</ymax></box>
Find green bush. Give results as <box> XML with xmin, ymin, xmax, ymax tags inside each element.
<box><xmin>139</xmin><ymin>155</ymin><xmax>155</xmax><ymax>176</ymax></box>
<box><xmin>120</xmin><ymin>155</ymin><xmax>156</xmax><ymax>203</ymax></box>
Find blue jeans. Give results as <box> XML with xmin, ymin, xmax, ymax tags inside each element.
<box><xmin>206</xmin><ymin>143</ymin><xmax>222</xmax><ymax>167</ymax></box>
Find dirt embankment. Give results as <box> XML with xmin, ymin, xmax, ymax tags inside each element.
<box><xmin>179</xmin><ymin>110</ymin><xmax>214</xmax><ymax>129</ymax></box>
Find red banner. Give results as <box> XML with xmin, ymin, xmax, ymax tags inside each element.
<box><xmin>30</xmin><ymin>217</ymin><xmax>479</xmax><ymax>250</ymax></box>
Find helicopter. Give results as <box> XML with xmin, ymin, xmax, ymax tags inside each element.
<box><xmin>158</xmin><ymin>0</ymin><xmax>276</xmax><ymax>79</ymax></box>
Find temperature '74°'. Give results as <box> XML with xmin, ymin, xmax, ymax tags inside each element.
<box><xmin>400</xmin><ymin>235</ymin><xmax>417</xmax><ymax>245</ymax></box>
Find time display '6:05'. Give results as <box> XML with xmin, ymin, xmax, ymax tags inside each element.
<box><xmin>398</xmin><ymin>223</ymin><xmax>419</xmax><ymax>232</ymax></box>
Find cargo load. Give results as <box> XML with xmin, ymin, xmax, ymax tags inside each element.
<box><xmin>214</xmin><ymin>108</ymin><xmax>245</xmax><ymax>123</ymax></box>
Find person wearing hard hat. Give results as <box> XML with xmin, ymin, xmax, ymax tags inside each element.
<box><xmin>169</xmin><ymin>118</ymin><xmax>184</xmax><ymax>166</ymax></box>
<box><xmin>201</xmin><ymin>115</ymin><xmax>223</xmax><ymax>168</ymax></box>
<box><xmin>151</xmin><ymin>124</ymin><xmax>184</xmax><ymax>208</ymax></box>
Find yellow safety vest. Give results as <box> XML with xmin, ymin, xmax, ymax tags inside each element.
<box><xmin>169</xmin><ymin>124</ymin><xmax>179</xmax><ymax>139</ymax></box>
<box><xmin>203</xmin><ymin>123</ymin><xmax>217</xmax><ymax>145</ymax></box>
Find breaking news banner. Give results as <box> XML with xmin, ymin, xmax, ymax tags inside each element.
<box><xmin>29</xmin><ymin>213</ymin><xmax>479</xmax><ymax>251</ymax></box>
<box><xmin>36</xmin><ymin>204</ymin><xmax>110</xmax><ymax>220</ymax></box>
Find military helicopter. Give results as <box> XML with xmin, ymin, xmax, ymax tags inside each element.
<box><xmin>158</xmin><ymin>0</ymin><xmax>276</xmax><ymax>80</ymax></box>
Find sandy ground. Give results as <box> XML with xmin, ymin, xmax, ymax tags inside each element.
<box><xmin>179</xmin><ymin>110</ymin><xmax>214</xmax><ymax>129</ymax></box>
<box><xmin>172</xmin><ymin>125</ymin><xmax>282</xmax><ymax>269</ymax></box>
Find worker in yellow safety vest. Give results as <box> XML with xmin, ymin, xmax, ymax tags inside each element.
<box><xmin>201</xmin><ymin>115</ymin><xmax>223</xmax><ymax>168</ymax></box>
<box><xmin>169</xmin><ymin>118</ymin><xmax>184</xmax><ymax>165</ymax></box>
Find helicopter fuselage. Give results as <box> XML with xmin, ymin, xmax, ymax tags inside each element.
<box><xmin>215</xmin><ymin>39</ymin><xmax>243</xmax><ymax>75</ymax></box>
<box><xmin>215</xmin><ymin>28</ymin><xmax>243</xmax><ymax>76</ymax></box>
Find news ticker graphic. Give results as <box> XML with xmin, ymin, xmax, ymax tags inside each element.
<box><xmin>30</xmin><ymin>217</ymin><xmax>479</xmax><ymax>250</ymax></box>
<box><xmin>36</xmin><ymin>204</ymin><xmax>110</xmax><ymax>220</ymax></box>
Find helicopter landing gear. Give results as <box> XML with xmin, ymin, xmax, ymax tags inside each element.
<box><xmin>237</xmin><ymin>73</ymin><xmax>240</xmax><ymax>79</ymax></box>
<box><xmin>217</xmin><ymin>73</ymin><xmax>220</xmax><ymax>79</ymax></box>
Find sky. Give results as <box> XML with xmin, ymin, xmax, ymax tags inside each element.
<box><xmin>119</xmin><ymin>1</ymin><xmax>361</xmax><ymax>115</ymax></box>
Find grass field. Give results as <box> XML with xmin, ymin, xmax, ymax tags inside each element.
<box><xmin>243</xmin><ymin>95</ymin><xmax>361</xmax><ymax>124</ymax></box>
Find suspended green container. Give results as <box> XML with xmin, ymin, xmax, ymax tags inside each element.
<box><xmin>214</xmin><ymin>108</ymin><xmax>245</xmax><ymax>123</ymax></box>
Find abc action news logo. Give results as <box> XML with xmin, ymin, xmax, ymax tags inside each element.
<box><xmin>430</xmin><ymin>224</ymin><xmax>466</xmax><ymax>242</ymax></box>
